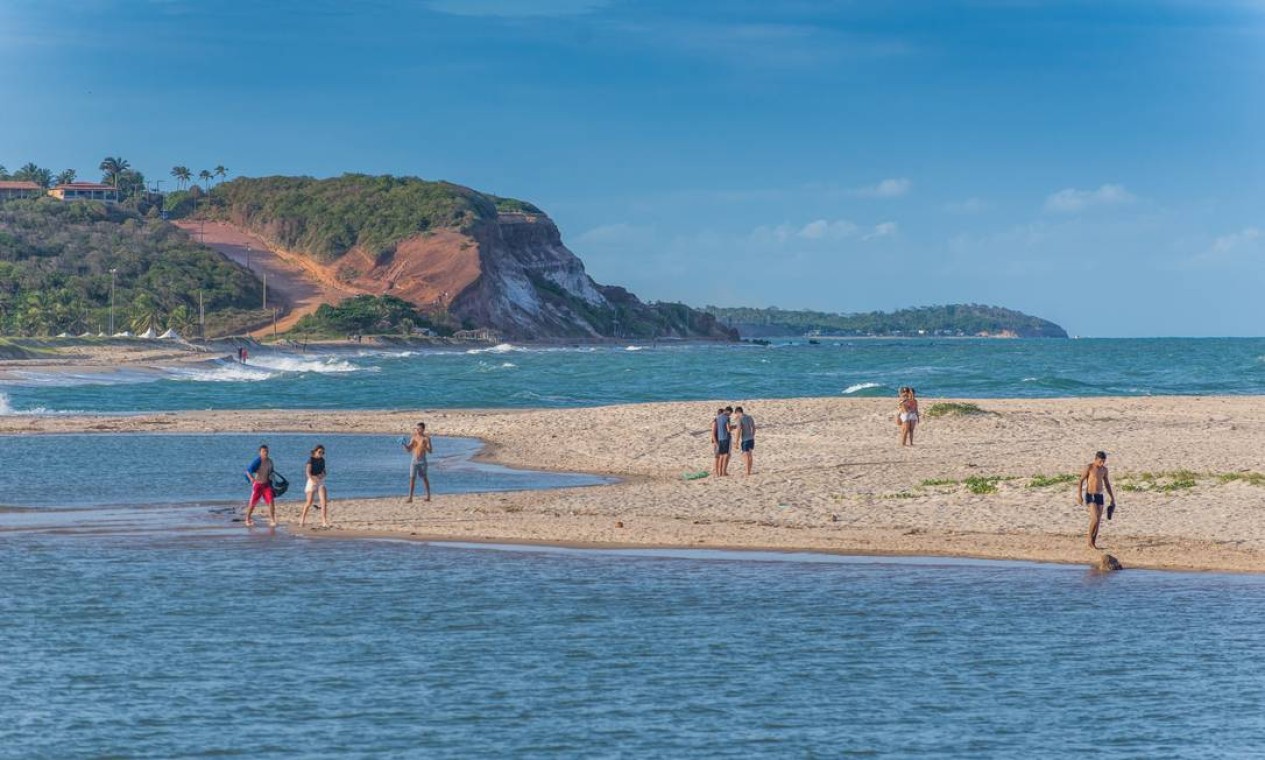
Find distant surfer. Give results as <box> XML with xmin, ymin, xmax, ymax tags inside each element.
<box><xmin>245</xmin><ymin>444</ymin><xmax>277</xmax><ymax>527</ymax></box>
<box><xmin>404</xmin><ymin>422</ymin><xmax>433</xmax><ymax>502</ymax></box>
<box><xmin>1077</xmin><ymin>450</ymin><xmax>1117</xmax><ymax>550</ymax></box>
<box><xmin>300</xmin><ymin>444</ymin><xmax>329</xmax><ymax>528</ymax></box>
<box><xmin>712</xmin><ymin>407</ymin><xmax>731</xmax><ymax>476</ymax></box>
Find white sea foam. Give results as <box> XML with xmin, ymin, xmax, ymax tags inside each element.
<box><xmin>625</xmin><ymin>345</ymin><xmax>644</xmax><ymax>352</ymax></box>
<box><xmin>467</xmin><ymin>343</ymin><xmax>518</xmax><ymax>355</ymax></box>
<box><xmin>843</xmin><ymin>382</ymin><xmax>884</xmax><ymax>395</ymax></box>
<box><xmin>501</xmin><ymin>362</ymin><xmax>517</xmax><ymax>368</ymax></box>
<box><xmin>245</xmin><ymin>355</ymin><xmax>364</xmax><ymax>374</ymax></box>
<box><xmin>0</xmin><ymin>392</ymin><xmax>56</xmax><ymax>415</ymax></box>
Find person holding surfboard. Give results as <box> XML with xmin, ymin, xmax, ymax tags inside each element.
<box><xmin>245</xmin><ymin>444</ymin><xmax>277</xmax><ymax>528</ymax></box>
<box><xmin>404</xmin><ymin>422</ymin><xmax>433</xmax><ymax>503</ymax></box>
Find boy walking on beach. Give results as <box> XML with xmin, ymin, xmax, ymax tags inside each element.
<box><xmin>404</xmin><ymin>422</ymin><xmax>433</xmax><ymax>503</ymax></box>
<box><xmin>245</xmin><ymin>444</ymin><xmax>276</xmax><ymax>528</ymax></box>
<box><xmin>712</xmin><ymin>407</ymin><xmax>732</xmax><ymax>476</ymax></box>
<box><xmin>732</xmin><ymin>406</ymin><xmax>756</xmax><ymax>476</ymax></box>
<box><xmin>1077</xmin><ymin>451</ymin><xmax>1117</xmax><ymax>550</ymax></box>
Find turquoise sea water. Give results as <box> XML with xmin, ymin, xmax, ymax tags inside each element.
<box><xmin>3</xmin><ymin>338</ymin><xmax>1265</xmax><ymax>414</ymax></box>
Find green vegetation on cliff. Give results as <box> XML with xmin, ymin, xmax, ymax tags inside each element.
<box><xmin>0</xmin><ymin>198</ymin><xmax>262</xmax><ymax>336</ymax></box>
<box><xmin>198</xmin><ymin>174</ymin><xmax>500</xmax><ymax>262</ymax></box>
<box><xmin>705</xmin><ymin>304</ymin><xmax>1067</xmax><ymax>338</ymax></box>
<box><xmin>290</xmin><ymin>295</ymin><xmax>457</xmax><ymax>338</ymax></box>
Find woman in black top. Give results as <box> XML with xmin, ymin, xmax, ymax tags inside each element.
<box><xmin>300</xmin><ymin>445</ymin><xmax>330</xmax><ymax>528</ymax></box>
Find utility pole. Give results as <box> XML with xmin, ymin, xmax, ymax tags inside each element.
<box><xmin>109</xmin><ymin>268</ymin><xmax>118</xmax><ymax>334</ymax></box>
<box><xmin>272</xmin><ymin>308</ymin><xmax>278</xmax><ymax>339</ymax></box>
<box><xmin>246</xmin><ymin>244</ymin><xmax>251</xmax><ymax>271</ymax></box>
<box><xmin>198</xmin><ymin>291</ymin><xmax>205</xmax><ymax>341</ymax></box>
<box><xmin>262</xmin><ymin>273</ymin><xmax>267</xmax><ymax>310</ymax></box>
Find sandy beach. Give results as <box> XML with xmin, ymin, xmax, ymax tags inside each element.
<box><xmin>4</xmin><ymin>395</ymin><xmax>1264</xmax><ymax>573</ymax></box>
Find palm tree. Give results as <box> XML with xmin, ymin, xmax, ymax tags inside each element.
<box><xmin>99</xmin><ymin>156</ymin><xmax>131</xmax><ymax>188</ymax></box>
<box><xmin>171</xmin><ymin>166</ymin><xmax>192</xmax><ymax>190</ymax></box>
<box><xmin>198</xmin><ymin>169</ymin><xmax>213</xmax><ymax>191</ymax></box>
<box><xmin>0</xmin><ymin>164</ymin><xmax>8</xmax><ymax>180</ymax></box>
<box><xmin>214</xmin><ymin>165</ymin><xmax>227</xmax><ymax>187</ymax></box>
<box><xmin>15</xmin><ymin>162</ymin><xmax>53</xmax><ymax>188</ymax></box>
<box><xmin>167</xmin><ymin>304</ymin><xmax>196</xmax><ymax>334</ymax></box>
<box><xmin>129</xmin><ymin>292</ymin><xmax>164</xmax><ymax>334</ymax></box>
<box><xmin>55</xmin><ymin>169</ymin><xmax>77</xmax><ymax>186</ymax></box>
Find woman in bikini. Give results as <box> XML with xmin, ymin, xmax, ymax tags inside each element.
<box><xmin>897</xmin><ymin>387</ymin><xmax>920</xmax><ymax>446</ymax></box>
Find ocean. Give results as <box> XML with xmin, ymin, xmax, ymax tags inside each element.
<box><xmin>3</xmin><ymin>338</ymin><xmax>1265</xmax><ymax>757</ymax></box>
<box><xmin>3</xmin><ymin>338</ymin><xmax>1265</xmax><ymax>415</ymax></box>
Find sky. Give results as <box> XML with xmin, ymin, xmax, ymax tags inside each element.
<box><xmin>1</xmin><ymin>0</ymin><xmax>1263</xmax><ymax>337</ymax></box>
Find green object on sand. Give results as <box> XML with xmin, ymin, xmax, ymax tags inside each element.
<box><xmin>683</xmin><ymin>470</ymin><xmax>710</xmax><ymax>481</ymax></box>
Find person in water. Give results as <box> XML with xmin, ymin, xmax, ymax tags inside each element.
<box><xmin>731</xmin><ymin>405</ymin><xmax>757</xmax><ymax>476</ymax></box>
<box><xmin>404</xmin><ymin>422</ymin><xmax>433</xmax><ymax>503</ymax></box>
<box><xmin>300</xmin><ymin>444</ymin><xmax>329</xmax><ymax>528</ymax></box>
<box><xmin>896</xmin><ymin>387</ymin><xmax>920</xmax><ymax>446</ymax></box>
<box><xmin>1077</xmin><ymin>450</ymin><xmax>1117</xmax><ymax>550</ymax></box>
<box><xmin>245</xmin><ymin>444</ymin><xmax>276</xmax><ymax>528</ymax></box>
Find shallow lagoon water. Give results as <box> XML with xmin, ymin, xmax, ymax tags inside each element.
<box><xmin>3</xmin><ymin>532</ymin><xmax>1265</xmax><ymax>758</ymax></box>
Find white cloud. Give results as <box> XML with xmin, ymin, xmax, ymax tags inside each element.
<box><xmin>1043</xmin><ymin>184</ymin><xmax>1135</xmax><ymax>214</ymax></box>
<box><xmin>944</xmin><ymin>197</ymin><xmax>991</xmax><ymax>214</ymax></box>
<box><xmin>852</xmin><ymin>178</ymin><xmax>911</xmax><ymax>199</ymax></box>
<box><xmin>573</xmin><ymin>222</ymin><xmax>654</xmax><ymax>246</ymax></box>
<box><xmin>425</xmin><ymin>0</ymin><xmax>610</xmax><ymax>17</ymax></box>
<box><xmin>797</xmin><ymin>219</ymin><xmax>860</xmax><ymax>240</ymax></box>
<box><xmin>1184</xmin><ymin>226</ymin><xmax>1264</xmax><ymax>268</ymax></box>
<box><xmin>863</xmin><ymin>222</ymin><xmax>899</xmax><ymax>240</ymax></box>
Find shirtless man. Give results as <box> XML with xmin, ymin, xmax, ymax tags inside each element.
<box><xmin>404</xmin><ymin>421</ymin><xmax>434</xmax><ymax>503</ymax></box>
<box><xmin>1076</xmin><ymin>451</ymin><xmax>1117</xmax><ymax>550</ymax></box>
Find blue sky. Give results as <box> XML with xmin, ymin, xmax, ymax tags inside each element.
<box><xmin>2</xmin><ymin>0</ymin><xmax>1262</xmax><ymax>336</ymax></box>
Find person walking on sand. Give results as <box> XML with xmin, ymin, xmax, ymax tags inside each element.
<box><xmin>245</xmin><ymin>444</ymin><xmax>277</xmax><ymax>528</ymax></box>
<box><xmin>732</xmin><ymin>405</ymin><xmax>756</xmax><ymax>476</ymax></box>
<box><xmin>1077</xmin><ymin>451</ymin><xmax>1117</xmax><ymax>550</ymax></box>
<box><xmin>300</xmin><ymin>444</ymin><xmax>329</xmax><ymax>528</ymax></box>
<box><xmin>404</xmin><ymin>422</ymin><xmax>433</xmax><ymax>503</ymax></box>
<box><xmin>712</xmin><ymin>407</ymin><xmax>732</xmax><ymax>476</ymax></box>
<box><xmin>897</xmin><ymin>387</ymin><xmax>920</xmax><ymax>446</ymax></box>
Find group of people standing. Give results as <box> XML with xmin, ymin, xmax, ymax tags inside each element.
<box><xmin>241</xmin><ymin>420</ymin><xmax>434</xmax><ymax>529</ymax></box>
<box><xmin>711</xmin><ymin>406</ymin><xmax>757</xmax><ymax>476</ymax></box>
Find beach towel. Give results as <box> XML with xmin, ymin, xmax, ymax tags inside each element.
<box><xmin>683</xmin><ymin>470</ymin><xmax>709</xmax><ymax>481</ymax></box>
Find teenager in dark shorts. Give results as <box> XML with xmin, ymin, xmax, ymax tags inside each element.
<box><xmin>300</xmin><ymin>444</ymin><xmax>329</xmax><ymax>528</ymax></box>
<box><xmin>733</xmin><ymin>406</ymin><xmax>756</xmax><ymax>476</ymax></box>
<box><xmin>245</xmin><ymin>444</ymin><xmax>276</xmax><ymax>528</ymax></box>
<box><xmin>712</xmin><ymin>407</ymin><xmax>731</xmax><ymax>476</ymax></box>
<box><xmin>1077</xmin><ymin>451</ymin><xmax>1117</xmax><ymax>550</ymax></box>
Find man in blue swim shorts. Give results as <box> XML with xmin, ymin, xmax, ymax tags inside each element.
<box><xmin>404</xmin><ymin>421</ymin><xmax>433</xmax><ymax>503</ymax></box>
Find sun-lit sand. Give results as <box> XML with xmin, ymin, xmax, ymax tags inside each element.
<box><xmin>5</xmin><ymin>395</ymin><xmax>1265</xmax><ymax>572</ymax></box>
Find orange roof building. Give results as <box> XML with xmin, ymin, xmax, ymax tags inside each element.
<box><xmin>48</xmin><ymin>182</ymin><xmax>119</xmax><ymax>202</ymax></box>
<box><xmin>0</xmin><ymin>180</ymin><xmax>43</xmax><ymax>200</ymax></box>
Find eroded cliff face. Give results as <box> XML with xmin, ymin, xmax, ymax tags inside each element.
<box><xmin>448</xmin><ymin>212</ymin><xmax>734</xmax><ymax>340</ymax></box>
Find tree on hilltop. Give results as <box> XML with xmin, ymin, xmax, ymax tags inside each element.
<box><xmin>214</xmin><ymin>165</ymin><xmax>227</xmax><ymax>186</ymax></box>
<box><xmin>0</xmin><ymin>164</ymin><xmax>8</xmax><ymax>179</ymax></box>
<box><xmin>99</xmin><ymin>156</ymin><xmax>131</xmax><ymax>188</ymax></box>
<box><xmin>198</xmin><ymin>169</ymin><xmax>213</xmax><ymax>189</ymax></box>
<box><xmin>55</xmin><ymin>169</ymin><xmax>77</xmax><ymax>186</ymax></box>
<box><xmin>14</xmin><ymin>162</ymin><xmax>53</xmax><ymax>188</ymax></box>
<box><xmin>171</xmin><ymin>166</ymin><xmax>191</xmax><ymax>190</ymax></box>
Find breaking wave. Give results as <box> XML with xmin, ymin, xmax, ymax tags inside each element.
<box><xmin>842</xmin><ymin>382</ymin><xmax>885</xmax><ymax>395</ymax></box>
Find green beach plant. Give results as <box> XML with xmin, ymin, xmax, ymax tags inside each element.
<box><xmin>925</xmin><ymin>402</ymin><xmax>992</xmax><ymax>418</ymax></box>
<box><xmin>1028</xmin><ymin>473</ymin><xmax>1079</xmax><ymax>488</ymax></box>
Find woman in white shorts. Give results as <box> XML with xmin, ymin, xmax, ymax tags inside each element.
<box><xmin>300</xmin><ymin>444</ymin><xmax>330</xmax><ymax>528</ymax></box>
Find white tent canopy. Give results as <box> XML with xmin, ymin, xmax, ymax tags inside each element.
<box><xmin>139</xmin><ymin>327</ymin><xmax>159</xmax><ymax>339</ymax></box>
<box><xmin>57</xmin><ymin>332</ymin><xmax>71</xmax><ymax>338</ymax></box>
<box><xmin>113</xmin><ymin>331</ymin><xmax>134</xmax><ymax>338</ymax></box>
<box><xmin>158</xmin><ymin>329</ymin><xmax>181</xmax><ymax>340</ymax></box>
